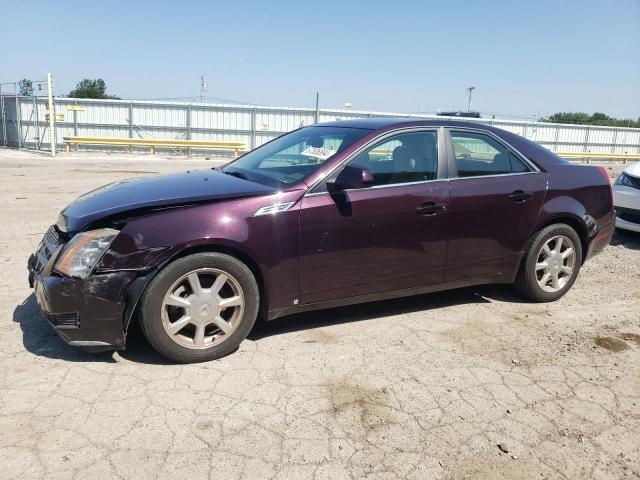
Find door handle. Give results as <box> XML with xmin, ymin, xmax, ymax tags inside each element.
<box><xmin>416</xmin><ymin>202</ymin><xmax>446</xmax><ymax>215</ymax></box>
<box><xmin>509</xmin><ymin>190</ymin><xmax>534</xmax><ymax>203</ymax></box>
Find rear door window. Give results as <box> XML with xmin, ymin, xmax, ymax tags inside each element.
<box><xmin>450</xmin><ymin>131</ymin><xmax>531</xmax><ymax>177</ymax></box>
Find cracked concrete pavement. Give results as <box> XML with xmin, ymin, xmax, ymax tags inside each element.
<box><xmin>1</xmin><ymin>148</ymin><xmax>639</xmax><ymax>479</ymax></box>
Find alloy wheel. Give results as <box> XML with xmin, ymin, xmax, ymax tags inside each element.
<box><xmin>161</xmin><ymin>268</ymin><xmax>245</xmax><ymax>349</ymax></box>
<box><xmin>534</xmin><ymin>235</ymin><xmax>576</xmax><ymax>293</ymax></box>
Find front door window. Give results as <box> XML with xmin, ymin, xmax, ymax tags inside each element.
<box><xmin>348</xmin><ymin>131</ymin><xmax>438</xmax><ymax>186</ymax></box>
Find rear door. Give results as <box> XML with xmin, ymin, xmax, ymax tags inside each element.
<box><xmin>445</xmin><ymin>129</ymin><xmax>547</xmax><ymax>281</ymax></box>
<box><xmin>298</xmin><ymin>128</ymin><xmax>451</xmax><ymax>304</ymax></box>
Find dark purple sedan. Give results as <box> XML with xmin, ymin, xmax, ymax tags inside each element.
<box><xmin>28</xmin><ymin>119</ymin><xmax>615</xmax><ymax>362</ymax></box>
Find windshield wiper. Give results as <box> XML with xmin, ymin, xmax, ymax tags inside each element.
<box><xmin>220</xmin><ymin>169</ymin><xmax>253</xmax><ymax>182</ymax></box>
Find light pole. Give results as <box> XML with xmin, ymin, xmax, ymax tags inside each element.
<box><xmin>47</xmin><ymin>73</ymin><xmax>56</xmax><ymax>157</ymax></box>
<box><xmin>466</xmin><ymin>86</ymin><xmax>475</xmax><ymax>112</ymax></box>
<box><xmin>200</xmin><ymin>76</ymin><xmax>207</xmax><ymax>103</ymax></box>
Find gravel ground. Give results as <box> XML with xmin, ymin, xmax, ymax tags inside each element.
<box><xmin>1</xmin><ymin>148</ymin><xmax>639</xmax><ymax>480</ymax></box>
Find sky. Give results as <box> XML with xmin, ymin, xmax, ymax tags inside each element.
<box><xmin>1</xmin><ymin>0</ymin><xmax>639</xmax><ymax>120</ymax></box>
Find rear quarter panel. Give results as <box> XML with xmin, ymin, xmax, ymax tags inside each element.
<box><xmin>539</xmin><ymin>164</ymin><xmax>614</xmax><ymax>258</ymax></box>
<box><xmin>497</xmin><ymin>131</ymin><xmax>613</xmax><ymax>239</ymax></box>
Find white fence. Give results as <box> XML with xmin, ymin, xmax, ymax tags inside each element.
<box><xmin>1</xmin><ymin>95</ymin><xmax>639</xmax><ymax>155</ymax></box>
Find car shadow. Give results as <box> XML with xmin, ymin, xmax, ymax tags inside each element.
<box><xmin>13</xmin><ymin>294</ymin><xmax>176</xmax><ymax>365</ymax></box>
<box><xmin>13</xmin><ymin>294</ymin><xmax>117</xmax><ymax>363</ymax></box>
<box><xmin>611</xmin><ymin>230</ymin><xmax>640</xmax><ymax>250</ymax></box>
<box><xmin>15</xmin><ymin>284</ymin><xmax>527</xmax><ymax>364</ymax></box>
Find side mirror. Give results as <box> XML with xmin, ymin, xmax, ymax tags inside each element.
<box><xmin>327</xmin><ymin>165</ymin><xmax>374</xmax><ymax>192</ymax></box>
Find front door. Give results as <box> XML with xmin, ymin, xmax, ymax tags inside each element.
<box><xmin>445</xmin><ymin>129</ymin><xmax>548</xmax><ymax>281</ymax></box>
<box><xmin>299</xmin><ymin>129</ymin><xmax>451</xmax><ymax>304</ymax></box>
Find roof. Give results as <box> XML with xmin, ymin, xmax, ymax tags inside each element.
<box><xmin>314</xmin><ymin>117</ymin><xmax>568</xmax><ymax>170</ymax></box>
<box><xmin>313</xmin><ymin>117</ymin><xmax>494</xmax><ymax>131</ymax></box>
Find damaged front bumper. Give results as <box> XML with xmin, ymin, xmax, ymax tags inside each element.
<box><xmin>27</xmin><ymin>229</ymin><xmax>138</xmax><ymax>352</ymax></box>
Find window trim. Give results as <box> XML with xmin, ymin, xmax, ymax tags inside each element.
<box><xmin>445</xmin><ymin>127</ymin><xmax>540</xmax><ymax>180</ymax></box>
<box><xmin>306</xmin><ymin>126</ymin><xmax>446</xmax><ymax>196</ymax></box>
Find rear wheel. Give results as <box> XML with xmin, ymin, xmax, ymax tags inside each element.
<box><xmin>515</xmin><ymin>223</ymin><xmax>582</xmax><ymax>302</ymax></box>
<box><xmin>139</xmin><ymin>253</ymin><xmax>259</xmax><ymax>363</ymax></box>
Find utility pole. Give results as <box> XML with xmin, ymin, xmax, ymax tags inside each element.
<box><xmin>200</xmin><ymin>76</ymin><xmax>207</xmax><ymax>103</ymax></box>
<box><xmin>47</xmin><ymin>72</ymin><xmax>56</xmax><ymax>157</ymax></box>
<box><xmin>314</xmin><ymin>92</ymin><xmax>319</xmax><ymax>124</ymax></box>
<box><xmin>466</xmin><ymin>86</ymin><xmax>475</xmax><ymax>112</ymax></box>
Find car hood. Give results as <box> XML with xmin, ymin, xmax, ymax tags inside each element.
<box><xmin>59</xmin><ymin>169</ymin><xmax>275</xmax><ymax>232</ymax></box>
<box><xmin>623</xmin><ymin>162</ymin><xmax>640</xmax><ymax>178</ymax></box>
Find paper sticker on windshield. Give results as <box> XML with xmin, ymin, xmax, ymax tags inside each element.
<box><xmin>300</xmin><ymin>147</ymin><xmax>336</xmax><ymax>160</ymax></box>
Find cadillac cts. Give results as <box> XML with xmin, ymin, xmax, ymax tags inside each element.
<box><xmin>28</xmin><ymin>119</ymin><xmax>615</xmax><ymax>363</ymax></box>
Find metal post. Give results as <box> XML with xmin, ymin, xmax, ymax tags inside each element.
<box><xmin>186</xmin><ymin>104</ymin><xmax>192</xmax><ymax>156</ymax></box>
<box><xmin>553</xmin><ymin>124</ymin><xmax>560</xmax><ymax>152</ymax></box>
<box><xmin>73</xmin><ymin>100</ymin><xmax>79</xmax><ymax>138</ymax></box>
<box><xmin>584</xmin><ymin>126</ymin><xmax>590</xmax><ymax>153</ymax></box>
<box><xmin>0</xmin><ymin>84</ymin><xmax>4</xmax><ymax>146</ymax></box>
<box><xmin>16</xmin><ymin>95</ymin><xmax>22</xmax><ymax>149</ymax></box>
<box><xmin>314</xmin><ymin>92</ymin><xmax>320</xmax><ymax>124</ymax></box>
<box><xmin>128</xmin><ymin>101</ymin><xmax>134</xmax><ymax>139</ymax></box>
<box><xmin>250</xmin><ymin>107</ymin><xmax>257</xmax><ymax>149</ymax></box>
<box><xmin>33</xmin><ymin>96</ymin><xmax>39</xmax><ymax>149</ymax></box>
<box><xmin>47</xmin><ymin>72</ymin><xmax>56</xmax><ymax>157</ymax></box>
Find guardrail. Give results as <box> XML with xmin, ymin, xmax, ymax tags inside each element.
<box><xmin>64</xmin><ymin>136</ymin><xmax>247</xmax><ymax>156</ymax></box>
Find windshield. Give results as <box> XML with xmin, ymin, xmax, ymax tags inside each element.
<box><xmin>220</xmin><ymin>126</ymin><xmax>372</xmax><ymax>188</ymax></box>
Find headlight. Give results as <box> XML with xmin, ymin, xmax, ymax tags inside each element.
<box><xmin>614</xmin><ymin>172</ymin><xmax>638</xmax><ymax>189</ymax></box>
<box><xmin>54</xmin><ymin>228</ymin><xmax>119</xmax><ymax>278</ymax></box>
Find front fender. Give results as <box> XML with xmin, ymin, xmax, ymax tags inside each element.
<box><xmin>98</xmin><ymin>194</ymin><xmax>302</xmax><ymax>323</ymax></box>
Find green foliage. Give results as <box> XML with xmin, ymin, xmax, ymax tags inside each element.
<box><xmin>18</xmin><ymin>79</ymin><xmax>33</xmax><ymax>96</ymax></box>
<box><xmin>68</xmin><ymin>79</ymin><xmax>120</xmax><ymax>99</ymax></box>
<box><xmin>541</xmin><ymin>112</ymin><xmax>640</xmax><ymax>128</ymax></box>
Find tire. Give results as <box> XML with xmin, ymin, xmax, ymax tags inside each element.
<box><xmin>515</xmin><ymin>223</ymin><xmax>583</xmax><ymax>302</ymax></box>
<box><xmin>139</xmin><ymin>252</ymin><xmax>259</xmax><ymax>363</ymax></box>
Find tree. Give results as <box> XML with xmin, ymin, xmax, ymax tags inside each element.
<box><xmin>18</xmin><ymin>79</ymin><xmax>33</xmax><ymax>96</ymax></box>
<box><xmin>541</xmin><ymin>112</ymin><xmax>640</xmax><ymax>128</ymax></box>
<box><xmin>68</xmin><ymin>79</ymin><xmax>120</xmax><ymax>99</ymax></box>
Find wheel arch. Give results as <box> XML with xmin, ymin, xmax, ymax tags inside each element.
<box><xmin>124</xmin><ymin>240</ymin><xmax>267</xmax><ymax>337</ymax></box>
<box><xmin>533</xmin><ymin>214</ymin><xmax>590</xmax><ymax>262</ymax></box>
<box><xmin>168</xmin><ymin>242</ymin><xmax>265</xmax><ymax>299</ymax></box>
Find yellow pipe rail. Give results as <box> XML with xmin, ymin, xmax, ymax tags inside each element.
<box><xmin>64</xmin><ymin>136</ymin><xmax>247</xmax><ymax>156</ymax></box>
<box><xmin>556</xmin><ymin>152</ymin><xmax>640</xmax><ymax>160</ymax></box>
<box><xmin>61</xmin><ymin>137</ymin><xmax>640</xmax><ymax>162</ymax></box>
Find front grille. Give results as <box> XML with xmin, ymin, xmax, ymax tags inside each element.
<box><xmin>44</xmin><ymin>312</ymin><xmax>79</xmax><ymax>328</ymax></box>
<box><xmin>33</xmin><ymin>225</ymin><xmax>67</xmax><ymax>273</ymax></box>
<box><xmin>615</xmin><ymin>206</ymin><xmax>640</xmax><ymax>225</ymax></box>
<box><xmin>43</xmin><ymin>225</ymin><xmax>65</xmax><ymax>248</ymax></box>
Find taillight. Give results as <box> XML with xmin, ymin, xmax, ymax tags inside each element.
<box><xmin>597</xmin><ymin>166</ymin><xmax>613</xmax><ymax>209</ymax></box>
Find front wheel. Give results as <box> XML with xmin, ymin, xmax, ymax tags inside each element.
<box><xmin>139</xmin><ymin>252</ymin><xmax>259</xmax><ymax>363</ymax></box>
<box><xmin>515</xmin><ymin>223</ymin><xmax>582</xmax><ymax>302</ymax></box>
